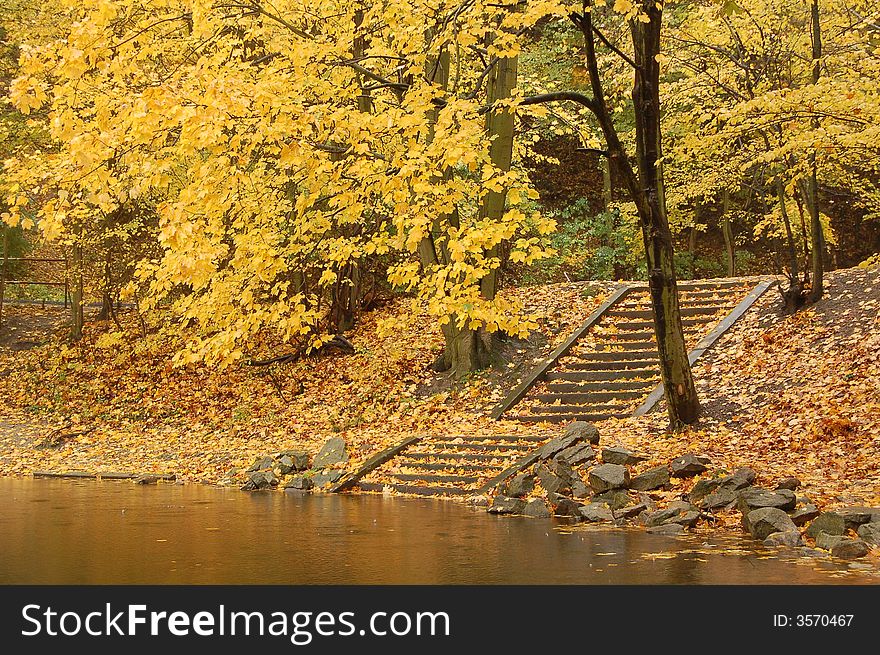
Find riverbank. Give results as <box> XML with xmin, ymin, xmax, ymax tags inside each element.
<box><xmin>1</xmin><ymin>267</ymin><xmax>878</xmax><ymax>524</ymax></box>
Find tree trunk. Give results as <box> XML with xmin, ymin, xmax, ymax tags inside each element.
<box><xmin>630</xmin><ymin>7</ymin><xmax>700</xmax><ymax>425</ymax></box>
<box><xmin>419</xmin><ymin>40</ymin><xmax>506</xmax><ymax>377</ymax></box>
<box><xmin>70</xmin><ymin>242</ymin><xmax>84</xmax><ymax>341</ymax></box>
<box><xmin>777</xmin><ymin>179</ymin><xmax>803</xmax><ymax>312</ymax></box>
<box><xmin>98</xmin><ymin>252</ymin><xmax>112</xmax><ymax>321</ymax></box>
<box><xmin>720</xmin><ymin>189</ymin><xmax>735</xmax><ymax>276</ymax></box>
<box><xmin>804</xmin><ymin>0</ymin><xmax>824</xmax><ymax>303</ymax></box>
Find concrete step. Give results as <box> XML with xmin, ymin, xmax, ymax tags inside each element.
<box><xmin>358</xmin><ymin>481</ymin><xmax>471</xmax><ymax>496</ymax></box>
<box><xmin>544</xmin><ymin>379</ymin><xmax>656</xmax><ymax>392</ymax></box>
<box><xmin>534</xmin><ymin>390</ymin><xmax>649</xmax><ymax>403</ymax></box>
<box><xmin>404</xmin><ymin>452</ymin><xmax>511</xmax><ymax>462</ymax></box>
<box><xmin>415</xmin><ymin>442</ymin><xmax>535</xmax><ymax>453</ymax></box>
<box><xmin>397</xmin><ymin>461</ymin><xmax>504</xmax><ymax>472</ymax></box>
<box><xmin>390</xmin><ymin>473</ymin><xmax>481</xmax><ymax>485</ymax></box>
<box><xmin>547</xmin><ymin>368</ymin><xmax>658</xmax><ymax>381</ymax></box>
<box><xmin>603</xmin><ymin>318</ymin><xmax>709</xmax><ymax>331</ymax></box>
<box><xmin>422</xmin><ymin>434</ymin><xmax>545</xmax><ymax>443</ymax></box>
<box><xmin>578</xmin><ymin>340</ymin><xmax>658</xmax><ymax>351</ymax></box>
<box><xmin>559</xmin><ymin>359</ymin><xmax>659</xmax><ymax>371</ymax></box>
<box><xmin>512</xmin><ymin>412</ymin><xmax>631</xmax><ymax>423</ymax></box>
<box><xmin>607</xmin><ymin>306</ymin><xmax>724</xmax><ymax>319</ymax></box>
<box><xmin>522</xmin><ymin>404</ymin><xmax>635</xmax><ymax>414</ymax></box>
<box><xmin>546</xmin><ymin>370</ymin><xmax>659</xmax><ymax>382</ymax></box>
<box><xmin>569</xmin><ymin>350</ymin><xmax>659</xmax><ymax>362</ymax></box>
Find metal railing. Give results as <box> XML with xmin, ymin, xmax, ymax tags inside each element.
<box><xmin>0</xmin><ymin>255</ymin><xmax>70</xmax><ymax>327</ymax></box>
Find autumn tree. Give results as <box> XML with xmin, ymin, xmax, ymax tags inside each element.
<box><xmin>3</xmin><ymin>0</ymin><xmax>556</xmax><ymax>371</ymax></box>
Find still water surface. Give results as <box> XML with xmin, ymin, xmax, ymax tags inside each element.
<box><xmin>1</xmin><ymin>478</ymin><xmax>877</xmax><ymax>584</ymax></box>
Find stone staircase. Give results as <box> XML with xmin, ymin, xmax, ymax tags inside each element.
<box><xmin>343</xmin><ymin>278</ymin><xmax>771</xmax><ymax>498</ymax></box>
<box><xmin>495</xmin><ymin>280</ymin><xmax>754</xmax><ymax>423</ymax></box>
<box><xmin>356</xmin><ymin>434</ymin><xmax>543</xmax><ymax>497</ymax></box>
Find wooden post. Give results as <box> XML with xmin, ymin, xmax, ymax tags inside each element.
<box><xmin>0</xmin><ymin>229</ymin><xmax>8</xmax><ymax>327</ymax></box>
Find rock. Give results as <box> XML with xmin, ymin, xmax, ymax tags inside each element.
<box><xmin>763</xmin><ymin>531</ymin><xmax>804</xmax><ymax>547</ymax></box>
<box><xmin>279</xmin><ymin>450</ymin><xmax>311</xmax><ymax>471</ymax></box>
<box><xmin>804</xmin><ymin>512</ymin><xmax>846</xmax><ymax>539</ymax></box>
<box><xmin>579</xmin><ymin>503</ymin><xmax>614</xmax><ymax>522</ymax></box>
<box><xmin>587</xmin><ymin>464</ymin><xmax>630</xmax><ymax>493</ymax></box>
<box><xmin>857</xmin><ymin>522</ymin><xmax>880</xmax><ymax>545</ymax></box>
<box><xmin>670</xmin><ymin>454</ymin><xmax>710</xmax><ymax>478</ymax></box>
<box><xmin>487</xmin><ymin>496</ymin><xmax>525</xmax><ymax>515</ymax></box>
<box><xmin>551</xmin><ymin>495</ymin><xmax>585</xmax><ymax>517</ymax></box>
<box><xmin>830</xmin><ymin>539</ymin><xmax>870</xmax><ymax>560</ymax></box>
<box><xmin>699</xmin><ymin>487</ymin><xmax>739</xmax><ymax>510</ymax></box>
<box><xmin>242</xmin><ymin>470</ymin><xmax>277</xmax><ymax>491</ymax></box>
<box><xmin>775</xmin><ymin>477</ymin><xmax>801</xmax><ymax>491</ymax></box>
<box><xmin>689</xmin><ymin>479</ymin><xmax>721</xmax><ymax>504</ymax></box>
<box><xmin>466</xmin><ymin>495</ymin><xmax>490</xmax><ymax>507</ymax></box>
<box><xmin>790</xmin><ymin>504</ymin><xmax>820</xmax><ymax>526</ymax></box>
<box><xmin>592</xmin><ymin>489</ymin><xmax>636</xmax><ymax>510</ymax></box>
<box><xmin>647</xmin><ymin>524</ymin><xmax>685</xmax><ymax>536</ymax></box>
<box><xmin>838</xmin><ymin>507</ymin><xmax>880</xmax><ymax>529</ymax></box>
<box><xmin>556</xmin><ymin>443</ymin><xmax>596</xmax><ymax>465</ymax></box>
<box><xmin>246</xmin><ymin>456</ymin><xmax>275</xmax><ymax>473</ymax></box>
<box><xmin>571</xmin><ymin>478</ymin><xmax>592</xmax><ymax>499</ymax></box>
<box><xmin>537</xmin><ymin>434</ymin><xmax>580</xmax><ymax>459</ymax></box>
<box><xmin>564</xmin><ymin>421</ymin><xmax>600</xmax><ymax>445</ymax></box>
<box><xmin>601</xmin><ymin>447</ymin><xmax>646</xmax><ymax>466</ymax></box>
<box><xmin>744</xmin><ymin>508</ymin><xmax>799</xmax><ymax>540</ymax></box>
<box><xmin>815</xmin><ymin>532</ymin><xmax>848</xmax><ymax>551</ymax></box>
<box><xmin>284</xmin><ymin>475</ymin><xmax>314</xmax><ymax>491</ymax></box>
<box><xmin>737</xmin><ymin>487</ymin><xmax>797</xmax><ymax>513</ymax></box>
<box><xmin>503</xmin><ymin>473</ymin><xmax>536</xmax><ymax>498</ymax></box>
<box><xmin>312</xmin><ymin>438</ymin><xmax>348</xmax><ymax>469</ymax></box>
<box><xmin>614</xmin><ymin>503</ymin><xmax>650</xmax><ymax>520</ymax></box>
<box><xmin>134</xmin><ymin>475</ymin><xmax>159</xmax><ymax>485</ymax></box>
<box><xmin>644</xmin><ymin>508</ymin><xmax>683</xmax><ymax>527</ymax></box>
<box><xmin>277</xmin><ymin>455</ymin><xmax>296</xmax><ymax>475</ymax></box>
<box><xmin>523</xmin><ymin>498</ymin><xmax>551</xmax><ymax>518</ymax></box>
<box><xmin>630</xmin><ymin>466</ymin><xmax>669</xmax><ymax>491</ymax></box>
<box><xmin>719</xmin><ymin>467</ymin><xmax>757</xmax><ymax>491</ymax></box>
<box><xmin>312</xmin><ymin>469</ymin><xmax>345</xmax><ymax>488</ymax></box>
<box><xmin>536</xmin><ymin>463</ymin><xmax>572</xmax><ymax>495</ymax></box>
<box><xmin>673</xmin><ymin>511</ymin><xmax>701</xmax><ymax>528</ymax></box>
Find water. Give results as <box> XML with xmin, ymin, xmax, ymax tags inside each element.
<box><xmin>0</xmin><ymin>478</ymin><xmax>876</xmax><ymax>584</ymax></box>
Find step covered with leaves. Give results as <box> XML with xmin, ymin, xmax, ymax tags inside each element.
<box><xmin>504</xmin><ymin>280</ymin><xmax>753</xmax><ymax>423</ymax></box>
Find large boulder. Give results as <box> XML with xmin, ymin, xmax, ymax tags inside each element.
<box><xmin>838</xmin><ymin>507</ymin><xmax>880</xmax><ymax>530</ymax></box>
<box><xmin>670</xmin><ymin>454</ymin><xmax>710</xmax><ymax>478</ymax></box>
<box><xmin>830</xmin><ymin>539</ymin><xmax>870</xmax><ymax>560</ymax></box>
<box><xmin>579</xmin><ymin>503</ymin><xmax>614</xmax><ymax>523</ymax></box>
<box><xmin>503</xmin><ymin>473</ymin><xmax>536</xmax><ymax>498</ymax></box>
<box><xmin>241</xmin><ymin>470</ymin><xmax>278</xmax><ymax>491</ymax></box>
<box><xmin>647</xmin><ymin>524</ymin><xmax>685</xmax><ymax>536</ymax></box>
<box><xmin>284</xmin><ymin>475</ymin><xmax>314</xmax><ymax>491</ymax></box>
<box><xmin>278</xmin><ymin>450</ymin><xmax>311</xmax><ymax>472</ymax></box>
<box><xmin>312</xmin><ymin>469</ymin><xmax>345</xmax><ymax>488</ymax></box>
<box><xmin>737</xmin><ymin>488</ymin><xmax>797</xmax><ymax>513</ymax></box>
<box><xmin>643</xmin><ymin>506</ymin><xmax>699</xmax><ymax>528</ymax></box>
<box><xmin>592</xmin><ymin>489</ymin><xmax>636</xmax><ymax>510</ymax></box>
<box><xmin>523</xmin><ymin>498</ymin><xmax>551</xmax><ymax>518</ymax></box>
<box><xmin>601</xmin><ymin>447</ymin><xmax>646</xmax><ymax>466</ymax></box>
<box><xmin>775</xmin><ymin>477</ymin><xmax>801</xmax><ymax>491</ymax></box>
<box><xmin>536</xmin><ymin>461</ymin><xmax>573</xmax><ymax>495</ymax></box>
<box><xmin>630</xmin><ymin>466</ymin><xmax>669</xmax><ymax>491</ymax></box>
<box><xmin>564</xmin><ymin>421</ymin><xmax>600</xmax><ymax>445</ymax></box>
<box><xmin>857</xmin><ymin>522</ymin><xmax>880</xmax><ymax>546</ymax></box>
<box><xmin>588</xmin><ymin>464</ymin><xmax>630</xmax><ymax>493</ymax></box>
<box><xmin>689</xmin><ymin>478</ymin><xmax>721</xmax><ymax>504</ymax></box>
<box><xmin>551</xmin><ymin>495</ymin><xmax>585</xmax><ymax>517</ymax></box>
<box><xmin>487</xmin><ymin>496</ymin><xmax>526</xmax><ymax>515</ymax></box>
<box><xmin>556</xmin><ymin>443</ymin><xmax>596</xmax><ymax>466</ymax></box>
<box><xmin>246</xmin><ymin>456</ymin><xmax>275</xmax><ymax>473</ymax></box>
<box><xmin>815</xmin><ymin>532</ymin><xmax>847</xmax><ymax>551</ymax></box>
<box><xmin>312</xmin><ymin>437</ymin><xmax>349</xmax><ymax>469</ymax></box>
<box><xmin>699</xmin><ymin>487</ymin><xmax>739</xmax><ymax>510</ymax></box>
<box><xmin>763</xmin><ymin>531</ymin><xmax>804</xmax><ymax>547</ymax></box>
<box><xmin>719</xmin><ymin>467</ymin><xmax>758</xmax><ymax>491</ymax></box>
<box><xmin>804</xmin><ymin>512</ymin><xmax>846</xmax><ymax>539</ymax></box>
<box><xmin>744</xmin><ymin>507</ymin><xmax>798</xmax><ymax>540</ymax></box>
<box><xmin>790</xmin><ymin>504</ymin><xmax>820</xmax><ymax>526</ymax></box>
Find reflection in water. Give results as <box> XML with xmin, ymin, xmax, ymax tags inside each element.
<box><xmin>0</xmin><ymin>478</ymin><xmax>874</xmax><ymax>584</ymax></box>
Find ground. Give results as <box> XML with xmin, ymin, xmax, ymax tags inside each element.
<box><xmin>0</xmin><ymin>268</ymin><xmax>878</xmax><ymax>527</ymax></box>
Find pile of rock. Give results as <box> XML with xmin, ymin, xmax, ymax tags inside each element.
<box><xmin>484</xmin><ymin>422</ymin><xmax>880</xmax><ymax>560</ymax></box>
<box><xmin>239</xmin><ymin>437</ymin><xmax>349</xmax><ymax>492</ymax></box>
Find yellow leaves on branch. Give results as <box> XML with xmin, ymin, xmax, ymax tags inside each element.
<box><xmin>5</xmin><ymin>0</ymin><xmax>570</xmax><ymax>366</ymax></box>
